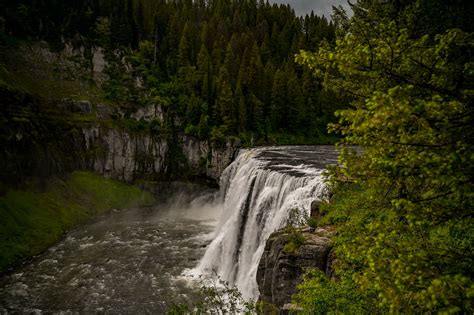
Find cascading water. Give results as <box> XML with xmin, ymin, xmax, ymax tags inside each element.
<box><xmin>189</xmin><ymin>146</ymin><xmax>338</xmax><ymax>300</ymax></box>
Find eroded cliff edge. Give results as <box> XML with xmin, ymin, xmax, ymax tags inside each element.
<box><xmin>1</xmin><ymin>84</ymin><xmax>239</xmax><ymax>189</ymax></box>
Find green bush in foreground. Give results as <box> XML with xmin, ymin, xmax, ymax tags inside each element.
<box><xmin>168</xmin><ymin>275</ymin><xmax>256</xmax><ymax>315</ymax></box>
<box><xmin>295</xmin><ymin>0</ymin><xmax>473</xmax><ymax>313</ymax></box>
<box><xmin>294</xmin><ymin>268</ymin><xmax>379</xmax><ymax>314</ymax></box>
<box><xmin>0</xmin><ymin>171</ymin><xmax>154</xmax><ymax>272</ymax></box>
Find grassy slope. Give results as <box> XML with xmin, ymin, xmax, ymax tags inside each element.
<box><xmin>0</xmin><ymin>171</ymin><xmax>155</xmax><ymax>272</ymax></box>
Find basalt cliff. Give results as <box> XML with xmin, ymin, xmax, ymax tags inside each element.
<box><xmin>256</xmin><ymin>226</ymin><xmax>335</xmax><ymax>313</ymax></box>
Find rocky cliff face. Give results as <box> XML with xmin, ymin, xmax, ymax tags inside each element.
<box><xmin>80</xmin><ymin>125</ymin><xmax>238</xmax><ymax>182</ymax></box>
<box><xmin>0</xmin><ymin>42</ymin><xmax>240</xmax><ymax>188</ymax></box>
<box><xmin>81</xmin><ymin>126</ymin><xmax>168</xmax><ymax>181</ymax></box>
<box><xmin>1</xmin><ymin>86</ymin><xmax>239</xmax><ymax>187</ymax></box>
<box><xmin>256</xmin><ymin>226</ymin><xmax>334</xmax><ymax>312</ymax></box>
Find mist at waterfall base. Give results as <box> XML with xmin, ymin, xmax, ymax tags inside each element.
<box><xmin>0</xmin><ymin>185</ymin><xmax>220</xmax><ymax>313</ymax></box>
<box><xmin>0</xmin><ymin>146</ymin><xmax>336</xmax><ymax>312</ymax></box>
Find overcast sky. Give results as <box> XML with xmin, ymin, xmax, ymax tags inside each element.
<box><xmin>268</xmin><ymin>0</ymin><xmax>351</xmax><ymax>18</ymax></box>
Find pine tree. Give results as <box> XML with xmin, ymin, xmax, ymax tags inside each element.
<box><xmin>211</xmin><ymin>38</ymin><xmax>224</xmax><ymax>74</ymax></box>
<box><xmin>286</xmin><ymin>66</ymin><xmax>303</xmax><ymax>132</ymax></box>
<box><xmin>223</xmin><ymin>41</ymin><xmax>237</xmax><ymax>87</ymax></box>
<box><xmin>246</xmin><ymin>41</ymin><xmax>263</xmax><ymax>98</ymax></box>
<box><xmin>251</xmin><ymin>93</ymin><xmax>264</xmax><ymax>137</ymax></box>
<box><xmin>127</xmin><ymin>0</ymin><xmax>138</xmax><ymax>49</ymax></box>
<box><xmin>110</xmin><ymin>0</ymin><xmax>132</xmax><ymax>47</ymax></box>
<box><xmin>136</xmin><ymin>0</ymin><xmax>146</xmax><ymax>42</ymax></box>
<box><xmin>235</xmin><ymin>82</ymin><xmax>246</xmax><ymax>133</ymax></box>
<box><xmin>178</xmin><ymin>21</ymin><xmax>192</xmax><ymax>68</ymax></box>
<box><xmin>216</xmin><ymin>65</ymin><xmax>235</xmax><ymax>132</ymax></box>
<box><xmin>197</xmin><ymin>43</ymin><xmax>213</xmax><ymax>103</ymax></box>
<box><xmin>270</xmin><ymin>68</ymin><xmax>287</xmax><ymax>131</ymax></box>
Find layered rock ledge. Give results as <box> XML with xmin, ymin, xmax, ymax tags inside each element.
<box><xmin>1</xmin><ymin>85</ymin><xmax>239</xmax><ymax>187</ymax></box>
<box><xmin>256</xmin><ymin>226</ymin><xmax>334</xmax><ymax>313</ymax></box>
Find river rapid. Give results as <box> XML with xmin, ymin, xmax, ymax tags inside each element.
<box><xmin>0</xmin><ymin>185</ymin><xmax>220</xmax><ymax>313</ymax></box>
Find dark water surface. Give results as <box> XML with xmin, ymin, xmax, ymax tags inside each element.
<box><xmin>0</xmin><ymin>191</ymin><xmax>219</xmax><ymax>313</ymax></box>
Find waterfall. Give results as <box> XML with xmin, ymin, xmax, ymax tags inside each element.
<box><xmin>189</xmin><ymin>146</ymin><xmax>337</xmax><ymax>301</ymax></box>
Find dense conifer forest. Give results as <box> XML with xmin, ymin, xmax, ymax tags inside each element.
<box><xmin>1</xmin><ymin>0</ymin><xmax>342</xmax><ymax>144</ymax></box>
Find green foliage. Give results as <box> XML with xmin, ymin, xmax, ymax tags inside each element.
<box><xmin>210</xmin><ymin>125</ymin><xmax>228</xmax><ymax>146</ymax></box>
<box><xmin>295</xmin><ymin>1</ymin><xmax>474</xmax><ymax>313</ymax></box>
<box><xmin>167</xmin><ymin>275</ymin><xmax>256</xmax><ymax>314</ymax></box>
<box><xmin>94</xmin><ymin>17</ymin><xmax>111</xmax><ymax>47</ymax></box>
<box><xmin>184</xmin><ymin>124</ymin><xmax>199</xmax><ymax>137</ymax></box>
<box><xmin>0</xmin><ymin>171</ymin><xmax>154</xmax><ymax>272</ymax></box>
<box><xmin>197</xmin><ymin>114</ymin><xmax>210</xmax><ymax>139</ymax></box>
<box><xmin>283</xmin><ymin>230</ymin><xmax>305</xmax><ymax>254</ymax></box>
<box><xmin>294</xmin><ymin>269</ymin><xmax>380</xmax><ymax>314</ymax></box>
<box><xmin>306</xmin><ymin>217</ymin><xmax>318</xmax><ymax>229</ymax></box>
<box><xmin>282</xmin><ymin>208</ymin><xmax>307</xmax><ymax>254</ymax></box>
<box><xmin>102</xmin><ymin>50</ymin><xmax>141</xmax><ymax>104</ymax></box>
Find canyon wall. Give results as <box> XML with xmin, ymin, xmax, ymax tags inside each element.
<box><xmin>0</xmin><ymin>86</ymin><xmax>238</xmax><ymax>188</ymax></box>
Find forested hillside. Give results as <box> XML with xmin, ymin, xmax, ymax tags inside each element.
<box><xmin>1</xmin><ymin>0</ymin><xmax>342</xmax><ymax>144</ymax></box>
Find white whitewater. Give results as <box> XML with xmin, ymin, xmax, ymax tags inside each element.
<box><xmin>189</xmin><ymin>146</ymin><xmax>337</xmax><ymax>300</ymax></box>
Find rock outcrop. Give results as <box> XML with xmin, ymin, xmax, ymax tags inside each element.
<box><xmin>256</xmin><ymin>226</ymin><xmax>334</xmax><ymax>312</ymax></box>
<box><xmin>81</xmin><ymin>126</ymin><xmax>168</xmax><ymax>181</ymax></box>
<box><xmin>1</xmin><ymin>86</ymin><xmax>239</xmax><ymax>186</ymax></box>
<box><xmin>79</xmin><ymin>126</ymin><xmax>239</xmax><ymax>182</ymax></box>
<box><xmin>0</xmin><ymin>41</ymin><xmax>241</xmax><ymax>187</ymax></box>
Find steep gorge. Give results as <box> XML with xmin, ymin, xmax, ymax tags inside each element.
<box><xmin>2</xmin><ymin>42</ymin><xmax>335</xmax><ymax>311</ymax></box>
<box><xmin>0</xmin><ymin>44</ymin><xmax>238</xmax><ymax>273</ymax></box>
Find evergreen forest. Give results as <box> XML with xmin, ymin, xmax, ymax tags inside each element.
<box><xmin>2</xmin><ymin>0</ymin><xmax>342</xmax><ymax>145</ymax></box>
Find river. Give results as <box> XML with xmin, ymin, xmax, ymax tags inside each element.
<box><xmin>0</xmin><ymin>186</ymin><xmax>220</xmax><ymax>313</ymax></box>
<box><xmin>0</xmin><ymin>146</ymin><xmax>337</xmax><ymax>313</ymax></box>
